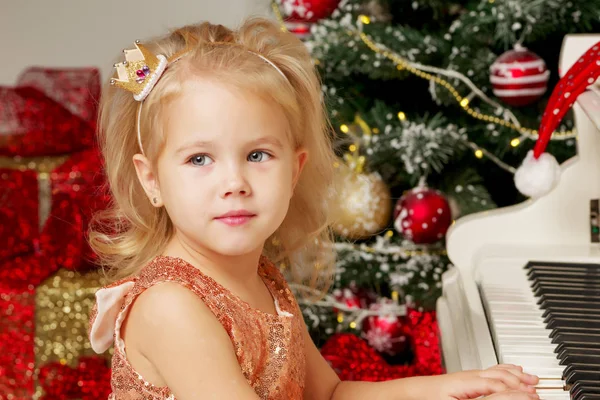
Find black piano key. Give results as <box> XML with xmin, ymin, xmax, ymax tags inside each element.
<box><xmin>541</xmin><ymin>299</ymin><xmax>600</xmax><ymax>311</ymax></box>
<box><xmin>524</xmin><ymin>261</ymin><xmax>600</xmax><ymax>271</ymax></box>
<box><xmin>542</xmin><ymin>307</ymin><xmax>600</xmax><ymax>319</ymax></box>
<box><xmin>552</xmin><ymin>332</ymin><xmax>600</xmax><ymax>345</ymax></box>
<box><xmin>555</xmin><ymin>341</ymin><xmax>600</xmax><ymax>354</ymax></box>
<box><xmin>558</xmin><ymin>347</ymin><xmax>600</xmax><ymax>361</ymax></box>
<box><xmin>547</xmin><ymin>317</ymin><xmax>600</xmax><ymax>329</ymax></box>
<box><xmin>534</xmin><ymin>281</ymin><xmax>600</xmax><ymax>290</ymax></box>
<box><xmin>559</xmin><ymin>354</ymin><xmax>600</xmax><ymax>366</ymax></box>
<box><xmin>573</xmin><ymin>389</ymin><xmax>600</xmax><ymax>400</ymax></box>
<box><xmin>533</xmin><ymin>276</ymin><xmax>600</xmax><ymax>285</ymax></box>
<box><xmin>564</xmin><ymin>365</ymin><xmax>600</xmax><ymax>384</ymax></box>
<box><xmin>571</xmin><ymin>380</ymin><xmax>600</xmax><ymax>400</ymax></box>
<box><xmin>542</xmin><ymin>310</ymin><xmax>600</xmax><ymax>323</ymax></box>
<box><xmin>535</xmin><ymin>287</ymin><xmax>600</xmax><ymax>298</ymax></box>
<box><xmin>549</xmin><ymin>327</ymin><xmax>600</xmax><ymax>339</ymax></box>
<box><xmin>538</xmin><ymin>293</ymin><xmax>600</xmax><ymax>306</ymax></box>
<box><xmin>528</xmin><ymin>267</ymin><xmax>600</xmax><ymax>276</ymax></box>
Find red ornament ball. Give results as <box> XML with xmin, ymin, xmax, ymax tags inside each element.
<box><xmin>394</xmin><ymin>186</ymin><xmax>452</xmax><ymax>244</ymax></box>
<box><xmin>361</xmin><ymin>300</ymin><xmax>411</xmax><ymax>357</ymax></box>
<box><xmin>490</xmin><ymin>45</ymin><xmax>550</xmax><ymax>107</ymax></box>
<box><xmin>279</xmin><ymin>0</ymin><xmax>341</xmax><ymax>39</ymax></box>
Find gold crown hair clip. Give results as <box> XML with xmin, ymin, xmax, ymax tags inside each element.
<box><xmin>110</xmin><ymin>41</ymin><xmax>167</xmax><ymax>101</ymax></box>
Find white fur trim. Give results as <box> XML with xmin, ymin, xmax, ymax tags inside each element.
<box><xmin>514</xmin><ymin>150</ymin><xmax>561</xmax><ymax>198</ymax></box>
<box><xmin>89</xmin><ymin>281</ymin><xmax>135</xmax><ymax>354</ymax></box>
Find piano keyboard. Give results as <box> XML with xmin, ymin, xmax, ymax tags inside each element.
<box><xmin>480</xmin><ymin>261</ymin><xmax>600</xmax><ymax>400</ymax></box>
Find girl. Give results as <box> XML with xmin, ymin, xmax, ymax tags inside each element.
<box><xmin>87</xmin><ymin>16</ymin><xmax>540</xmax><ymax>400</ymax></box>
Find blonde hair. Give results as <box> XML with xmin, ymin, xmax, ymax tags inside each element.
<box><xmin>88</xmin><ymin>17</ymin><xmax>336</xmax><ymax>296</ymax></box>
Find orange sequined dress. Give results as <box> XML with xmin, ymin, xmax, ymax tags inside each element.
<box><xmin>88</xmin><ymin>255</ymin><xmax>306</xmax><ymax>399</ymax></box>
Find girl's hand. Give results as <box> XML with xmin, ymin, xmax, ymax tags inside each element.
<box><xmin>438</xmin><ymin>364</ymin><xmax>539</xmax><ymax>400</ymax></box>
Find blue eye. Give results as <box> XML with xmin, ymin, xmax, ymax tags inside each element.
<box><xmin>189</xmin><ymin>154</ymin><xmax>214</xmax><ymax>166</ymax></box>
<box><xmin>248</xmin><ymin>151</ymin><xmax>272</xmax><ymax>162</ymax></box>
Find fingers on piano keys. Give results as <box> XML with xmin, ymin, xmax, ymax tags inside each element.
<box><xmin>481</xmin><ymin>261</ymin><xmax>600</xmax><ymax>400</ymax></box>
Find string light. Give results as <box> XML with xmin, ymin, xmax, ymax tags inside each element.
<box><xmin>354</xmin><ymin>30</ymin><xmax>575</xmax><ymax>140</ymax></box>
<box><xmin>510</xmin><ymin>138</ymin><xmax>521</xmax><ymax>147</ymax></box>
<box><xmin>349</xmin><ymin>321</ymin><xmax>357</xmax><ymax>329</ymax></box>
<box><xmin>397</xmin><ymin>111</ymin><xmax>406</xmax><ymax>121</ymax></box>
<box><xmin>474</xmin><ymin>149</ymin><xmax>484</xmax><ymax>159</ymax></box>
<box><xmin>337</xmin><ymin>312</ymin><xmax>344</xmax><ymax>323</ymax></box>
<box><xmin>359</xmin><ymin>15</ymin><xmax>371</xmax><ymax>25</ymax></box>
<box><xmin>340</xmin><ymin>124</ymin><xmax>350</xmax><ymax>133</ymax></box>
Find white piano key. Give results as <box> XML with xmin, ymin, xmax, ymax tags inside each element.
<box><xmin>501</xmin><ymin>354</ymin><xmax>561</xmax><ymax>368</ymax></box>
<box><xmin>477</xmin><ymin>267</ymin><xmax>567</xmax><ymax>382</ymax></box>
<box><xmin>536</xmin><ymin>391</ymin><xmax>570</xmax><ymax>400</ymax></box>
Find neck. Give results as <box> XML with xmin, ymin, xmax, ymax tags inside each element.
<box><xmin>162</xmin><ymin>234</ymin><xmax>265</xmax><ymax>287</ymax></box>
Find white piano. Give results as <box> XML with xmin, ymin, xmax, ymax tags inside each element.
<box><xmin>437</xmin><ymin>34</ymin><xmax>600</xmax><ymax>400</ymax></box>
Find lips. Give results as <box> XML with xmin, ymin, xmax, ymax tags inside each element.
<box><xmin>215</xmin><ymin>210</ymin><xmax>256</xmax><ymax>219</ymax></box>
<box><xmin>214</xmin><ymin>210</ymin><xmax>256</xmax><ymax>226</ymax></box>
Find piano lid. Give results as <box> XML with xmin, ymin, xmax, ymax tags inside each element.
<box><xmin>446</xmin><ymin>34</ymin><xmax>600</xmax><ymax>275</ymax></box>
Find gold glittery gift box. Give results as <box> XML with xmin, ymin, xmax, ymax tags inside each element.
<box><xmin>32</xmin><ymin>268</ymin><xmax>110</xmax><ymax>398</ymax></box>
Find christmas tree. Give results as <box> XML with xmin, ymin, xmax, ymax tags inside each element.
<box><xmin>273</xmin><ymin>0</ymin><xmax>600</xmax><ymax>373</ymax></box>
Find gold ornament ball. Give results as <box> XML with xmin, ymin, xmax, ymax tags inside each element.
<box><xmin>330</xmin><ymin>167</ymin><xmax>392</xmax><ymax>239</ymax></box>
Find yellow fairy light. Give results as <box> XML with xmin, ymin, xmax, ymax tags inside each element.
<box><xmin>359</xmin><ymin>15</ymin><xmax>371</xmax><ymax>24</ymax></box>
<box><xmin>397</xmin><ymin>111</ymin><xmax>406</xmax><ymax>121</ymax></box>
<box><xmin>391</xmin><ymin>291</ymin><xmax>399</xmax><ymax>302</ymax></box>
<box><xmin>385</xmin><ymin>230</ymin><xmax>393</xmax><ymax>238</ymax></box>
<box><xmin>373</xmin><ymin>127</ymin><xmax>380</xmax><ymax>134</ymax></box>
<box><xmin>510</xmin><ymin>138</ymin><xmax>521</xmax><ymax>147</ymax></box>
<box><xmin>475</xmin><ymin>149</ymin><xmax>484</xmax><ymax>159</ymax></box>
<box><xmin>349</xmin><ymin>144</ymin><xmax>358</xmax><ymax>152</ymax></box>
<box><xmin>337</xmin><ymin>313</ymin><xmax>344</xmax><ymax>323</ymax></box>
<box><xmin>460</xmin><ymin>98</ymin><xmax>469</xmax><ymax>108</ymax></box>
<box><xmin>349</xmin><ymin>321</ymin><xmax>357</xmax><ymax>329</ymax></box>
<box><xmin>340</xmin><ymin>124</ymin><xmax>350</xmax><ymax>133</ymax></box>
<box><xmin>355</xmin><ymin>114</ymin><xmax>372</xmax><ymax>136</ymax></box>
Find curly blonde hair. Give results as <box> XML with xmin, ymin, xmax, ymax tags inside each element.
<box><xmin>88</xmin><ymin>17</ymin><xmax>336</xmax><ymax>295</ymax></box>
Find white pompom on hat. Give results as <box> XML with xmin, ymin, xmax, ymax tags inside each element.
<box><xmin>514</xmin><ymin>40</ymin><xmax>600</xmax><ymax>198</ymax></box>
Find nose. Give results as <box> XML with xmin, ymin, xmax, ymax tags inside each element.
<box><xmin>220</xmin><ymin>164</ymin><xmax>251</xmax><ymax>199</ymax></box>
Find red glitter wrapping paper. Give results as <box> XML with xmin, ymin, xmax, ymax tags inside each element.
<box><xmin>320</xmin><ymin>309</ymin><xmax>443</xmax><ymax>381</ymax></box>
<box><xmin>0</xmin><ymin>67</ymin><xmax>113</xmax><ymax>399</ymax></box>
<box><xmin>0</xmin><ymin>169</ymin><xmax>38</xmax><ymax>261</ymax></box>
<box><xmin>0</xmin><ymin>67</ymin><xmax>99</xmax><ymax>157</ymax></box>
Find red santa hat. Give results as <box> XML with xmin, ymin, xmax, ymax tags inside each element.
<box><xmin>514</xmin><ymin>40</ymin><xmax>600</xmax><ymax>198</ymax></box>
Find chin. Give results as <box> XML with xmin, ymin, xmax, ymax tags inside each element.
<box><xmin>214</xmin><ymin>243</ymin><xmax>261</xmax><ymax>257</ymax></box>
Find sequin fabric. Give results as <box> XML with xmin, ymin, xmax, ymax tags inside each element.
<box><xmin>89</xmin><ymin>255</ymin><xmax>306</xmax><ymax>399</ymax></box>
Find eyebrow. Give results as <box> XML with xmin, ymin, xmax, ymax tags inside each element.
<box><xmin>175</xmin><ymin>136</ymin><xmax>285</xmax><ymax>155</ymax></box>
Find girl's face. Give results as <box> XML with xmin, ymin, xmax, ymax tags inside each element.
<box><xmin>135</xmin><ymin>78</ymin><xmax>307</xmax><ymax>258</ymax></box>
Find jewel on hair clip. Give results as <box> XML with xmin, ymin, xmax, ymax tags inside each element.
<box><xmin>111</xmin><ymin>41</ymin><xmax>167</xmax><ymax>101</ymax></box>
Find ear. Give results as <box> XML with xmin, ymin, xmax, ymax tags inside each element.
<box><xmin>132</xmin><ymin>153</ymin><xmax>162</xmax><ymax>207</ymax></box>
<box><xmin>291</xmin><ymin>148</ymin><xmax>308</xmax><ymax>191</ymax></box>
